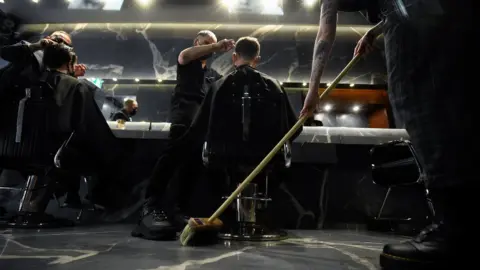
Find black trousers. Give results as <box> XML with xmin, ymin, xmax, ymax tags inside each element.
<box><xmin>384</xmin><ymin>0</ymin><xmax>475</xmax><ymax>190</ymax></box>
<box><xmin>145</xmin><ymin>94</ymin><xmax>204</xmax><ymax>210</ymax></box>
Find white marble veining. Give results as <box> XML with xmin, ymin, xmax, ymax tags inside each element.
<box><xmin>106</xmin><ymin>121</ymin><xmax>409</xmax><ymax>144</ymax></box>
<box><xmin>0</xmin><ymin>225</ymin><xmax>400</xmax><ymax>269</ymax></box>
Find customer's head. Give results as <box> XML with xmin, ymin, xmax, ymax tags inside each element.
<box><xmin>43</xmin><ymin>43</ymin><xmax>77</xmax><ymax>75</ymax></box>
<box><xmin>124</xmin><ymin>99</ymin><xmax>138</xmax><ymax>116</ymax></box>
<box><xmin>232</xmin><ymin>37</ymin><xmax>261</xmax><ymax>68</ymax></box>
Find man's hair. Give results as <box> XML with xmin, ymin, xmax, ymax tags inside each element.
<box><xmin>124</xmin><ymin>99</ymin><xmax>136</xmax><ymax>107</ymax></box>
<box><xmin>194</xmin><ymin>30</ymin><xmax>216</xmax><ymax>45</ymax></box>
<box><xmin>43</xmin><ymin>44</ymin><xmax>74</xmax><ymax>70</ymax></box>
<box><xmin>196</xmin><ymin>30</ymin><xmax>215</xmax><ymax>39</ymax></box>
<box><xmin>235</xmin><ymin>37</ymin><xmax>260</xmax><ymax>61</ymax></box>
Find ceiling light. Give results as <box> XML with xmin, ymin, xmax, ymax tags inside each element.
<box><xmin>324</xmin><ymin>104</ymin><xmax>332</xmax><ymax>111</ymax></box>
<box><xmin>349</xmin><ymin>83</ymin><xmax>355</xmax><ymax>87</ymax></box>
<box><xmin>134</xmin><ymin>78</ymin><xmax>140</xmax><ymax>82</ymax></box>
<box><xmin>304</xmin><ymin>0</ymin><xmax>316</xmax><ymax>8</ymax></box>
<box><xmin>112</xmin><ymin>78</ymin><xmax>117</xmax><ymax>81</ymax></box>
<box><xmin>136</xmin><ymin>0</ymin><xmax>152</xmax><ymax>8</ymax></box>
<box><xmin>352</xmin><ymin>105</ymin><xmax>360</xmax><ymax>112</ymax></box>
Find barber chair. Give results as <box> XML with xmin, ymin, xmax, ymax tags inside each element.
<box><xmin>0</xmin><ymin>87</ymin><xmax>74</xmax><ymax>228</ymax></box>
<box><xmin>369</xmin><ymin>140</ymin><xmax>435</xmax><ymax>232</ymax></box>
<box><xmin>53</xmin><ymin>131</ymin><xmax>105</xmax><ymax>222</ymax></box>
<box><xmin>202</xmin><ymin>80</ymin><xmax>292</xmax><ymax>241</ymax></box>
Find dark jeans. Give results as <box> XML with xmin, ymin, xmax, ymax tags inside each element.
<box><xmin>384</xmin><ymin>0</ymin><xmax>475</xmax><ymax>190</ymax></box>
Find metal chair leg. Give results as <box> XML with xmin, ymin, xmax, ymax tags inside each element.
<box><xmin>424</xmin><ymin>188</ymin><xmax>436</xmax><ymax>221</ymax></box>
<box><xmin>18</xmin><ymin>175</ymin><xmax>38</xmax><ymax>212</ymax></box>
<box><xmin>376</xmin><ymin>187</ymin><xmax>392</xmax><ymax>220</ymax></box>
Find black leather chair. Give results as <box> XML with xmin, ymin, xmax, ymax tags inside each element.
<box><xmin>202</xmin><ymin>79</ymin><xmax>293</xmax><ymax>241</ymax></box>
<box><xmin>370</xmin><ymin>140</ymin><xmax>435</xmax><ymax>231</ymax></box>
<box><xmin>0</xmin><ymin>86</ymin><xmax>74</xmax><ymax>228</ymax></box>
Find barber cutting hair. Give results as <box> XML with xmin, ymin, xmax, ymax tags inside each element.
<box><xmin>0</xmin><ymin>31</ymin><xmax>86</xmax><ymax>98</ymax></box>
<box><xmin>132</xmin><ymin>30</ymin><xmax>235</xmax><ymax>241</ymax></box>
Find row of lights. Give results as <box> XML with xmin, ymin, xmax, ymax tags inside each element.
<box><xmin>21</xmin><ymin>0</ymin><xmax>151</xmax><ymax>5</ymax></box>
<box><xmin>107</xmin><ymin>78</ymin><xmax>357</xmax><ymax>87</ymax></box>
<box><xmin>322</xmin><ymin>104</ymin><xmax>360</xmax><ymax>113</ymax></box>
<box><xmin>282</xmin><ymin>82</ymin><xmax>356</xmax><ymax>87</ymax></box>
<box><xmin>19</xmin><ymin>0</ymin><xmax>316</xmax><ymax>7</ymax></box>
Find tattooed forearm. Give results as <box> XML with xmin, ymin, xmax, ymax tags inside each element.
<box><xmin>309</xmin><ymin>40</ymin><xmax>333</xmax><ymax>91</ymax></box>
<box><xmin>321</xmin><ymin>0</ymin><xmax>338</xmax><ymax>25</ymax></box>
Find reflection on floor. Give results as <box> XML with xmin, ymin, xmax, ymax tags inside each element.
<box><xmin>0</xmin><ymin>224</ymin><xmax>406</xmax><ymax>270</ymax></box>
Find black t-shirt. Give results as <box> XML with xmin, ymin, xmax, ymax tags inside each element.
<box><xmin>111</xmin><ymin>109</ymin><xmax>130</xmax><ymax>122</ymax></box>
<box><xmin>174</xmin><ymin>60</ymin><xmax>207</xmax><ymax>100</ymax></box>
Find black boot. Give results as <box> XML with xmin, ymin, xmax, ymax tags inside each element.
<box><xmin>131</xmin><ymin>205</ymin><xmax>177</xmax><ymax>241</ymax></box>
<box><xmin>380</xmin><ymin>187</ymin><xmax>470</xmax><ymax>269</ymax></box>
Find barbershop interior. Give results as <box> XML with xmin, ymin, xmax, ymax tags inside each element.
<box><xmin>0</xmin><ymin>0</ymin><xmax>473</xmax><ymax>269</ymax></box>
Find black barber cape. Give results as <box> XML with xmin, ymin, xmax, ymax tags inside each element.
<box><xmin>186</xmin><ymin>65</ymin><xmax>302</xmax><ymax>145</ymax></box>
<box><xmin>45</xmin><ymin>71</ymin><xmax>92</xmax><ymax>134</ymax></box>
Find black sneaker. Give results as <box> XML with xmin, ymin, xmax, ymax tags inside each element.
<box><xmin>380</xmin><ymin>223</ymin><xmax>463</xmax><ymax>269</ymax></box>
<box><xmin>131</xmin><ymin>207</ymin><xmax>177</xmax><ymax>241</ymax></box>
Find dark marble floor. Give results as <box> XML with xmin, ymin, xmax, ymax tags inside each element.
<box><xmin>0</xmin><ymin>224</ymin><xmax>406</xmax><ymax>270</ymax></box>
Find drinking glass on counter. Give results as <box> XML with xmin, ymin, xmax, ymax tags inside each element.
<box><xmin>116</xmin><ymin>119</ymin><xmax>126</xmax><ymax>129</ymax></box>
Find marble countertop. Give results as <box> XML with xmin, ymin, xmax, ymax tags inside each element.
<box><xmin>107</xmin><ymin>121</ymin><xmax>409</xmax><ymax>145</ymax></box>
<box><xmin>0</xmin><ymin>224</ymin><xmax>407</xmax><ymax>270</ymax></box>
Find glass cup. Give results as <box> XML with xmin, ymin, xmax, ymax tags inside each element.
<box><xmin>116</xmin><ymin>119</ymin><xmax>126</xmax><ymax>129</ymax></box>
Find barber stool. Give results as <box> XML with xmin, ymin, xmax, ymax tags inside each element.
<box><xmin>203</xmin><ymin>142</ymin><xmax>292</xmax><ymax>242</ymax></box>
<box><xmin>369</xmin><ymin>140</ymin><xmax>435</xmax><ymax>232</ymax></box>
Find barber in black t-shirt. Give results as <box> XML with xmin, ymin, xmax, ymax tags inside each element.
<box><xmin>169</xmin><ymin>31</ymin><xmax>234</xmax><ymax>140</ymax></box>
<box><xmin>131</xmin><ymin>30</ymin><xmax>235</xmax><ymax>241</ymax></box>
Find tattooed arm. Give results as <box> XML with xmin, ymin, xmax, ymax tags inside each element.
<box><xmin>301</xmin><ymin>0</ymin><xmax>339</xmax><ymax>116</ymax></box>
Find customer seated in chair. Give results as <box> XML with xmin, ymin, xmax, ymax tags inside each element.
<box><xmin>43</xmin><ymin>44</ymin><xmax>121</xmax><ymax>208</ymax></box>
<box><xmin>152</xmin><ymin>36</ymin><xmax>302</xmax><ymax>237</ymax></box>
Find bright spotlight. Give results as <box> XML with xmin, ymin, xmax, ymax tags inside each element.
<box><xmin>32</xmin><ymin>0</ymin><xmax>39</xmax><ymax>3</ymax></box>
<box><xmin>112</xmin><ymin>78</ymin><xmax>117</xmax><ymax>81</ymax></box>
<box><xmin>302</xmin><ymin>82</ymin><xmax>307</xmax><ymax>86</ymax></box>
<box><xmin>349</xmin><ymin>83</ymin><xmax>355</xmax><ymax>87</ymax></box>
<box><xmin>134</xmin><ymin>78</ymin><xmax>140</xmax><ymax>82</ymax></box>
<box><xmin>304</xmin><ymin>0</ymin><xmax>316</xmax><ymax>7</ymax></box>
<box><xmin>262</xmin><ymin>0</ymin><xmax>284</xmax><ymax>15</ymax></box>
<box><xmin>280</xmin><ymin>82</ymin><xmax>283</xmax><ymax>85</ymax></box>
<box><xmin>352</xmin><ymin>105</ymin><xmax>360</xmax><ymax>112</ymax></box>
<box><xmin>326</xmin><ymin>82</ymin><xmax>332</xmax><ymax>87</ymax></box>
<box><xmin>136</xmin><ymin>0</ymin><xmax>152</xmax><ymax>7</ymax></box>
<box><xmin>157</xmin><ymin>79</ymin><xmax>163</xmax><ymax>82</ymax></box>
<box><xmin>324</xmin><ymin>104</ymin><xmax>332</xmax><ymax>111</ymax></box>
<box><xmin>220</xmin><ymin>0</ymin><xmax>238</xmax><ymax>12</ymax></box>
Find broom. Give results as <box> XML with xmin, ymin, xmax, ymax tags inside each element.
<box><xmin>180</xmin><ymin>31</ymin><xmax>378</xmax><ymax>245</ymax></box>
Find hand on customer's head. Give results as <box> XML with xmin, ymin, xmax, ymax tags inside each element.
<box><xmin>74</xmin><ymin>64</ymin><xmax>87</xmax><ymax>77</ymax></box>
<box><xmin>40</xmin><ymin>38</ymin><xmax>57</xmax><ymax>48</ymax></box>
<box><xmin>215</xmin><ymin>39</ymin><xmax>236</xmax><ymax>52</ymax></box>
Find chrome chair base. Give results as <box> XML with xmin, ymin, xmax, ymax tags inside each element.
<box><xmin>219</xmin><ymin>223</ymin><xmax>288</xmax><ymax>241</ymax></box>
<box><xmin>3</xmin><ymin>212</ymin><xmax>74</xmax><ymax>228</ymax></box>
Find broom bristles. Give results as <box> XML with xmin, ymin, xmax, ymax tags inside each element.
<box><xmin>180</xmin><ymin>224</ymin><xmax>194</xmax><ymax>246</ymax></box>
